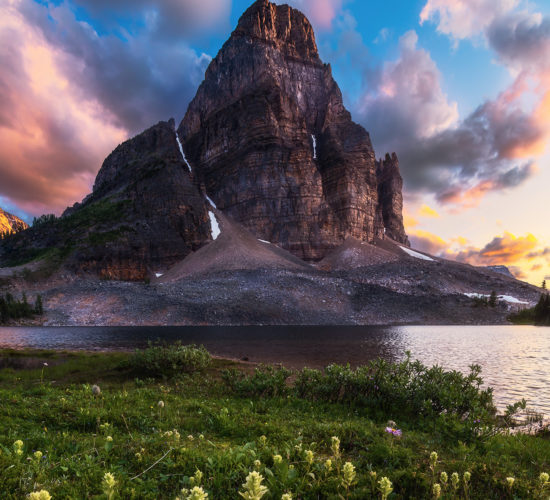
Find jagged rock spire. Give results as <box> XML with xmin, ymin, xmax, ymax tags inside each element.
<box><xmin>179</xmin><ymin>0</ymin><xmax>408</xmax><ymax>259</ymax></box>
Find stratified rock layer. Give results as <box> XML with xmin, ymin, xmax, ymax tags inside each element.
<box><xmin>179</xmin><ymin>0</ymin><xmax>406</xmax><ymax>260</ymax></box>
<box><xmin>70</xmin><ymin>120</ymin><xmax>213</xmax><ymax>279</ymax></box>
<box><xmin>376</xmin><ymin>153</ymin><xmax>409</xmax><ymax>245</ymax></box>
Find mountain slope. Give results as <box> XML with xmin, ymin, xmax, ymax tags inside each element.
<box><xmin>157</xmin><ymin>210</ymin><xmax>312</xmax><ymax>282</ymax></box>
<box><xmin>0</xmin><ymin>207</ymin><xmax>28</xmax><ymax>236</ymax></box>
<box><xmin>0</xmin><ymin>121</ymin><xmax>212</xmax><ymax>279</ymax></box>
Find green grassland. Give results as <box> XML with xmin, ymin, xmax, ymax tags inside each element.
<box><xmin>0</xmin><ymin>346</ymin><xmax>548</xmax><ymax>499</ymax></box>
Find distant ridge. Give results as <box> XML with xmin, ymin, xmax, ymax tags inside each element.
<box><xmin>0</xmin><ymin>207</ymin><xmax>28</xmax><ymax>236</ymax></box>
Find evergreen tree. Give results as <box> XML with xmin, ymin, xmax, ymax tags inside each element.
<box><xmin>533</xmin><ymin>293</ymin><xmax>550</xmax><ymax>325</ymax></box>
<box><xmin>0</xmin><ymin>296</ymin><xmax>7</xmax><ymax>323</ymax></box>
<box><xmin>542</xmin><ymin>280</ymin><xmax>547</xmax><ymax>290</ymax></box>
<box><xmin>543</xmin><ymin>294</ymin><xmax>550</xmax><ymax>326</ymax></box>
<box><xmin>0</xmin><ymin>292</ymin><xmax>40</xmax><ymax>324</ymax></box>
<box><xmin>34</xmin><ymin>295</ymin><xmax>44</xmax><ymax>315</ymax></box>
<box><xmin>489</xmin><ymin>291</ymin><xmax>498</xmax><ymax>307</ymax></box>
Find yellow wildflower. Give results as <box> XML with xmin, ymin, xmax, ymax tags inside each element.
<box><xmin>13</xmin><ymin>440</ymin><xmax>24</xmax><ymax>456</ymax></box>
<box><xmin>102</xmin><ymin>472</ymin><xmax>117</xmax><ymax>500</ymax></box>
<box><xmin>451</xmin><ymin>472</ymin><xmax>460</xmax><ymax>490</ymax></box>
<box><xmin>239</xmin><ymin>471</ymin><xmax>268</xmax><ymax>500</ymax></box>
<box><xmin>186</xmin><ymin>486</ymin><xmax>208</xmax><ymax>500</ymax></box>
<box><xmin>331</xmin><ymin>436</ymin><xmax>340</xmax><ymax>458</ymax></box>
<box><xmin>342</xmin><ymin>462</ymin><xmax>356</xmax><ymax>487</ymax></box>
<box><xmin>28</xmin><ymin>490</ymin><xmax>51</xmax><ymax>500</ymax></box>
<box><xmin>378</xmin><ymin>477</ymin><xmax>393</xmax><ymax>500</ymax></box>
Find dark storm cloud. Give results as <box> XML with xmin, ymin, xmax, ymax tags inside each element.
<box><xmin>356</xmin><ymin>30</ymin><xmax>544</xmax><ymax>208</ymax></box>
<box><xmin>487</xmin><ymin>10</ymin><xmax>550</xmax><ymax>73</ymax></box>
<box><xmin>68</xmin><ymin>0</ymin><xmax>231</xmax><ymax>41</ymax></box>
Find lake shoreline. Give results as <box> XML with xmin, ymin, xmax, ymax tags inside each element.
<box><xmin>1</xmin><ymin>324</ymin><xmax>549</xmax><ymax>415</ymax></box>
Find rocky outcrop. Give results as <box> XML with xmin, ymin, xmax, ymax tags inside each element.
<box><xmin>485</xmin><ymin>265</ymin><xmax>515</xmax><ymax>279</ymax></box>
<box><xmin>69</xmin><ymin>120</ymin><xmax>212</xmax><ymax>279</ymax></box>
<box><xmin>376</xmin><ymin>153</ymin><xmax>409</xmax><ymax>245</ymax></box>
<box><xmin>0</xmin><ymin>208</ymin><xmax>28</xmax><ymax>236</ymax></box>
<box><xmin>178</xmin><ymin>0</ymin><xmax>406</xmax><ymax>260</ymax></box>
<box><xmin>0</xmin><ymin>121</ymin><xmax>213</xmax><ymax>280</ymax></box>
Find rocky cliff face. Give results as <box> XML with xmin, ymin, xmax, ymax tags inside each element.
<box><xmin>69</xmin><ymin>119</ymin><xmax>213</xmax><ymax>279</ymax></box>
<box><xmin>0</xmin><ymin>121</ymin><xmax>212</xmax><ymax>279</ymax></box>
<box><xmin>0</xmin><ymin>207</ymin><xmax>28</xmax><ymax>236</ymax></box>
<box><xmin>0</xmin><ymin>0</ymin><xmax>408</xmax><ymax>278</ymax></box>
<box><xmin>376</xmin><ymin>153</ymin><xmax>409</xmax><ymax>245</ymax></box>
<box><xmin>178</xmin><ymin>0</ymin><xmax>407</xmax><ymax>260</ymax></box>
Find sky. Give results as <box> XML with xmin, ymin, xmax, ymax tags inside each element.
<box><xmin>1</xmin><ymin>0</ymin><xmax>549</xmax><ymax>286</ymax></box>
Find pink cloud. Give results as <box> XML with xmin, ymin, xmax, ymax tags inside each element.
<box><xmin>452</xmin><ymin>232</ymin><xmax>539</xmax><ymax>267</ymax></box>
<box><xmin>360</xmin><ymin>30</ymin><xmax>459</xmax><ymax>142</ymax></box>
<box><xmin>408</xmin><ymin>227</ymin><xmax>545</xmax><ymax>282</ymax></box>
<box><xmin>420</xmin><ymin>1</ymin><xmax>550</xmax><ymax>164</ymax></box>
<box><xmin>0</xmin><ymin>1</ymin><xmax>128</xmax><ymax>216</ymax></box>
<box><xmin>357</xmin><ymin>19</ymin><xmax>547</xmax><ymax>211</ymax></box>
<box><xmin>1</xmin><ymin>0</ymin><xmax>216</xmax><ymax>217</ymax></box>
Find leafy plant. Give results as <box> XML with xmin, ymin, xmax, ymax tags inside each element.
<box><xmin>128</xmin><ymin>342</ymin><xmax>211</xmax><ymax>378</ymax></box>
<box><xmin>222</xmin><ymin>365</ymin><xmax>291</xmax><ymax>397</ymax></box>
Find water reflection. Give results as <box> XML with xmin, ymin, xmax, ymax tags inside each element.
<box><xmin>0</xmin><ymin>325</ymin><xmax>548</xmax><ymax>414</ymax></box>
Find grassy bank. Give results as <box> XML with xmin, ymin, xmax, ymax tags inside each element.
<box><xmin>0</xmin><ymin>347</ymin><xmax>549</xmax><ymax>499</ymax></box>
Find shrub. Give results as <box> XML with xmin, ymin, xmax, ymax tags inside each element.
<box><xmin>222</xmin><ymin>365</ymin><xmax>291</xmax><ymax>397</ymax></box>
<box><xmin>128</xmin><ymin>342</ymin><xmax>211</xmax><ymax>378</ymax></box>
<box><xmin>228</xmin><ymin>354</ymin><xmax>497</xmax><ymax>432</ymax></box>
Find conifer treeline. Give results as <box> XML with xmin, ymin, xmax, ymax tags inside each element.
<box><xmin>533</xmin><ymin>293</ymin><xmax>550</xmax><ymax>326</ymax></box>
<box><xmin>0</xmin><ymin>292</ymin><xmax>44</xmax><ymax>324</ymax></box>
<box><xmin>510</xmin><ymin>293</ymin><xmax>550</xmax><ymax>325</ymax></box>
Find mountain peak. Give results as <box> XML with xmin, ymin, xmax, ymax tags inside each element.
<box><xmin>233</xmin><ymin>0</ymin><xmax>320</xmax><ymax>62</ymax></box>
<box><xmin>0</xmin><ymin>207</ymin><xmax>28</xmax><ymax>236</ymax></box>
<box><xmin>179</xmin><ymin>0</ymin><xmax>408</xmax><ymax>260</ymax></box>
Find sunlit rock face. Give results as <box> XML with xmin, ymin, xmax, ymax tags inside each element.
<box><xmin>0</xmin><ymin>208</ymin><xmax>28</xmax><ymax>236</ymax></box>
<box><xmin>179</xmin><ymin>0</ymin><xmax>408</xmax><ymax>260</ymax></box>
